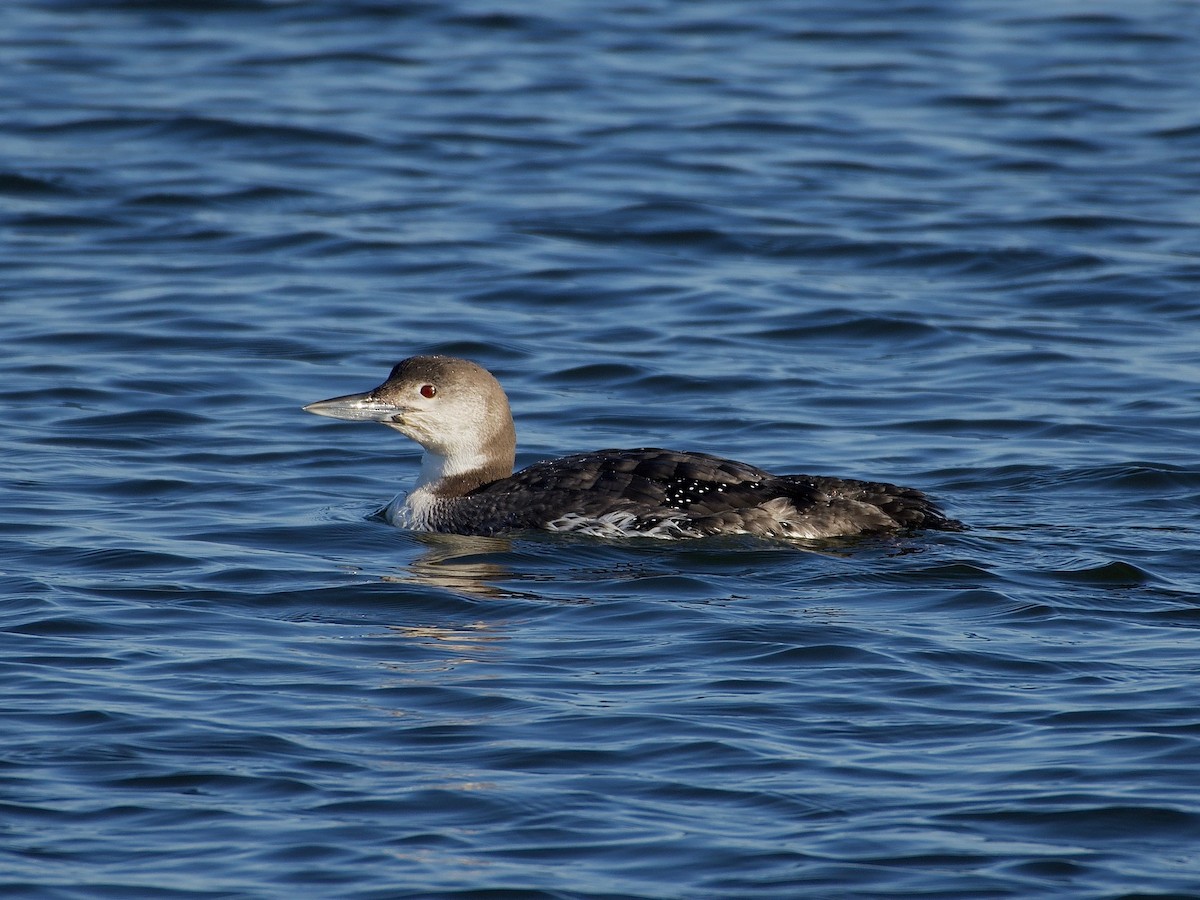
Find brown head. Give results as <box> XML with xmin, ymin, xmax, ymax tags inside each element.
<box><xmin>304</xmin><ymin>355</ymin><xmax>517</xmax><ymax>488</ymax></box>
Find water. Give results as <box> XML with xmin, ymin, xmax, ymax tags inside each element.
<box><xmin>3</xmin><ymin>1</ymin><xmax>1200</xmax><ymax>896</ymax></box>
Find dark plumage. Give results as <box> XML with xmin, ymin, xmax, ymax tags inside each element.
<box><xmin>437</xmin><ymin>448</ymin><xmax>960</xmax><ymax>538</ymax></box>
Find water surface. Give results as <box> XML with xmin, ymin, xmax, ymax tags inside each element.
<box><xmin>3</xmin><ymin>1</ymin><xmax>1200</xmax><ymax>897</ymax></box>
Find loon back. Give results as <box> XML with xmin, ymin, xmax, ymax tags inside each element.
<box><xmin>412</xmin><ymin>447</ymin><xmax>961</xmax><ymax>539</ymax></box>
<box><xmin>304</xmin><ymin>356</ymin><xmax>963</xmax><ymax>541</ymax></box>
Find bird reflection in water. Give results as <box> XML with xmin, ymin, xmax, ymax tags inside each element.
<box><xmin>381</xmin><ymin>532</ymin><xmax>523</xmax><ymax>600</ymax></box>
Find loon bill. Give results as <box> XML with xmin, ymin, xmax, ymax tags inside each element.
<box><xmin>304</xmin><ymin>355</ymin><xmax>963</xmax><ymax>540</ymax></box>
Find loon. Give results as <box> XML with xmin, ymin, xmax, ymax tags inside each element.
<box><xmin>303</xmin><ymin>355</ymin><xmax>962</xmax><ymax>540</ymax></box>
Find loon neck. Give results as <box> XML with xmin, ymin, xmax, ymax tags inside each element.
<box><xmin>415</xmin><ymin>447</ymin><xmax>513</xmax><ymax>498</ymax></box>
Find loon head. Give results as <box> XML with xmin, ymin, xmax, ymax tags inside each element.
<box><xmin>304</xmin><ymin>355</ymin><xmax>517</xmax><ymax>487</ymax></box>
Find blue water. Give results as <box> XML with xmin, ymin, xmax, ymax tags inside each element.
<box><xmin>4</xmin><ymin>1</ymin><xmax>1200</xmax><ymax>896</ymax></box>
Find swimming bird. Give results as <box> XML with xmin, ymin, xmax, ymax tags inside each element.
<box><xmin>304</xmin><ymin>356</ymin><xmax>962</xmax><ymax>540</ymax></box>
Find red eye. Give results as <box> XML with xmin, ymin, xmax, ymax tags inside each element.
<box><xmin>419</xmin><ymin>384</ymin><xmax>436</xmax><ymax>399</ymax></box>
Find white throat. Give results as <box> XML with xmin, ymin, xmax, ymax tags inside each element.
<box><xmin>414</xmin><ymin>447</ymin><xmax>492</xmax><ymax>488</ymax></box>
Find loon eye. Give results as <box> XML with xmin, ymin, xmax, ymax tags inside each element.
<box><xmin>419</xmin><ymin>384</ymin><xmax>436</xmax><ymax>399</ymax></box>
